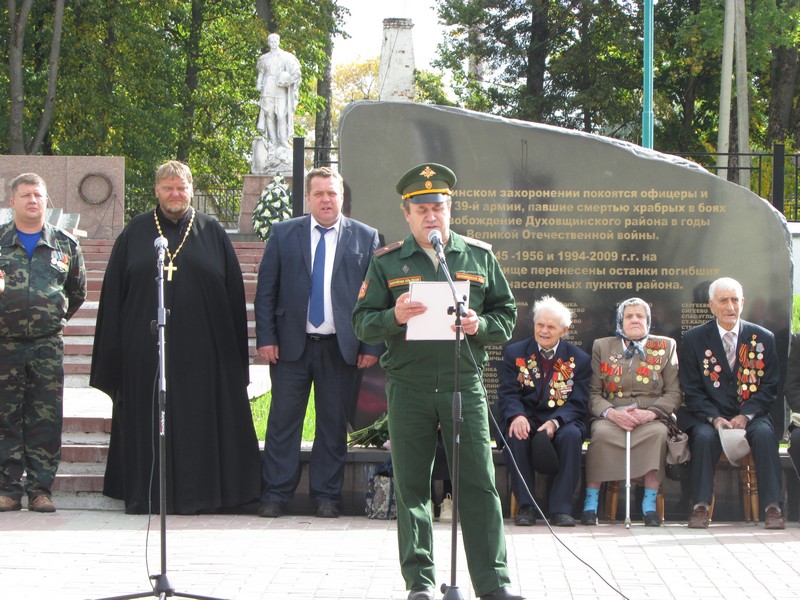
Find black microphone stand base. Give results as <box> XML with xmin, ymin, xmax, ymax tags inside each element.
<box><xmin>441</xmin><ymin>584</ymin><xmax>465</xmax><ymax>600</ymax></box>
<box><xmin>97</xmin><ymin>574</ymin><xmax>225</xmax><ymax>600</ymax></box>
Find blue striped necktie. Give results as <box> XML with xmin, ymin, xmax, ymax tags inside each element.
<box><xmin>309</xmin><ymin>226</ymin><xmax>331</xmax><ymax>327</ymax></box>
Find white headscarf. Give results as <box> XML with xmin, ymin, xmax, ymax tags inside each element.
<box><xmin>615</xmin><ymin>297</ymin><xmax>651</xmax><ymax>359</ymax></box>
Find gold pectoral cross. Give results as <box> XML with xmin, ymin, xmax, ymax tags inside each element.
<box><xmin>164</xmin><ymin>262</ymin><xmax>177</xmax><ymax>281</ymax></box>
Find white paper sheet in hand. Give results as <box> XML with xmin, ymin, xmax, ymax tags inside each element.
<box><xmin>406</xmin><ymin>281</ymin><xmax>470</xmax><ymax>340</ymax></box>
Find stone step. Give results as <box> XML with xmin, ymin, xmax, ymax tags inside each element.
<box><xmin>50</xmin><ymin>490</ymin><xmax>124</xmax><ymax>511</ymax></box>
<box><xmin>65</xmin><ymin>373</ymin><xmax>90</xmax><ymax>388</ymax></box>
<box><xmin>64</xmin><ymin>361</ymin><xmax>91</xmax><ymax>376</ymax></box>
<box><xmin>62</xmin><ymin>448</ymin><xmax>108</xmax><ymax>466</ymax></box>
<box><xmin>57</xmin><ymin>460</ymin><xmax>108</xmax><ymax>477</ymax></box>
<box><xmin>53</xmin><ymin>472</ymin><xmax>105</xmax><ymax>493</ymax></box>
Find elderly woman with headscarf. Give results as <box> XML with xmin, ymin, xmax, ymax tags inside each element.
<box><xmin>580</xmin><ymin>297</ymin><xmax>682</xmax><ymax>527</ymax></box>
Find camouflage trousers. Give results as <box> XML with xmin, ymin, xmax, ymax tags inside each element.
<box><xmin>0</xmin><ymin>335</ymin><xmax>64</xmax><ymax>500</ymax></box>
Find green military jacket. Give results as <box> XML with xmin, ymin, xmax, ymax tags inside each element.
<box><xmin>0</xmin><ymin>221</ymin><xmax>87</xmax><ymax>340</ymax></box>
<box><xmin>352</xmin><ymin>230</ymin><xmax>516</xmax><ymax>390</ymax></box>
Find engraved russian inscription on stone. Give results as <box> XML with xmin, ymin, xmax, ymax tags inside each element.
<box><xmin>340</xmin><ymin>101</ymin><xmax>791</xmax><ymax>432</ymax></box>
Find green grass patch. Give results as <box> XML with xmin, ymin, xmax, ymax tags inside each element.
<box><xmin>793</xmin><ymin>294</ymin><xmax>800</xmax><ymax>333</ymax></box>
<box><xmin>250</xmin><ymin>389</ymin><xmax>317</xmax><ymax>442</ymax></box>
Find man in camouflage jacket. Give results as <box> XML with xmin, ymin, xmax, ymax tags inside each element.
<box><xmin>0</xmin><ymin>173</ymin><xmax>86</xmax><ymax>512</ymax></box>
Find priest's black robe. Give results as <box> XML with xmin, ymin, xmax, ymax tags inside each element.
<box><xmin>90</xmin><ymin>206</ymin><xmax>261</xmax><ymax>514</ymax></box>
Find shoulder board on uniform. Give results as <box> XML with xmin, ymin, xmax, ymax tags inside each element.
<box><xmin>374</xmin><ymin>240</ymin><xmax>404</xmax><ymax>257</ymax></box>
<box><xmin>46</xmin><ymin>222</ymin><xmax>79</xmax><ymax>245</ymax></box>
<box><xmin>60</xmin><ymin>229</ymin><xmax>80</xmax><ymax>245</ymax></box>
<box><xmin>460</xmin><ymin>235</ymin><xmax>492</xmax><ymax>252</ymax></box>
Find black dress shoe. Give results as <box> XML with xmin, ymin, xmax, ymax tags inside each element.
<box><xmin>479</xmin><ymin>587</ymin><xmax>525</xmax><ymax>599</ymax></box>
<box><xmin>407</xmin><ymin>587</ymin><xmax>434</xmax><ymax>600</ymax></box>
<box><xmin>316</xmin><ymin>502</ymin><xmax>340</xmax><ymax>518</ymax></box>
<box><xmin>580</xmin><ymin>510</ymin><xmax>597</xmax><ymax>526</ymax></box>
<box><xmin>258</xmin><ymin>500</ymin><xmax>282</xmax><ymax>518</ymax></box>
<box><xmin>514</xmin><ymin>505</ymin><xmax>536</xmax><ymax>526</ymax></box>
<box><xmin>643</xmin><ymin>511</ymin><xmax>661</xmax><ymax>527</ymax></box>
<box><xmin>550</xmin><ymin>513</ymin><xmax>576</xmax><ymax>527</ymax></box>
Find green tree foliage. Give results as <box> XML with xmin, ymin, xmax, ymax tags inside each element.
<box><xmin>330</xmin><ymin>57</ymin><xmax>380</xmax><ymax>133</ymax></box>
<box><xmin>434</xmin><ymin>0</ymin><xmax>643</xmax><ymax>130</ymax></box>
<box><xmin>433</xmin><ymin>0</ymin><xmax>800</xmax><ymax>154</ymax></box>
<box><xmin>1</xmin><ymin>0</ymin><xmax>345</xmax><ymax>195</ymax></box>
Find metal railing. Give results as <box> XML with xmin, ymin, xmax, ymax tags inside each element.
<box><xmin>124</xmin><ymin>187</ymin><xmax>241</xmax><ymax>228</ymax></box>
<box><xmin>666</xmin><ymin>144</ymin><xmax>800</xmax><ymax>219</ymax></box>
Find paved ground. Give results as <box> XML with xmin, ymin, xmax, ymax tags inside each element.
<box><xmin>16</xmin><ymin>387</ymin><xmax>797</xmax><ymax>598</ymax></box>
<box><xmin>1</xmin><ymin>509</ymin><xmax>799</xmax><ymax>600</ymax></box>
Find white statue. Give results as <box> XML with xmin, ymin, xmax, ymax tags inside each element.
<box><xmin>254</xmin><ymin>33</ymin><xmax>301</xmax><ymax>174</ymax></box>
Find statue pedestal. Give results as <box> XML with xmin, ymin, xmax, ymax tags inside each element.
<box><xmin>238</xmin><ymin>174</ymin><xmax>294</xmax><ymax>235</ymax></box>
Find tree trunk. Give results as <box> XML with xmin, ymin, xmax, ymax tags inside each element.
<box><xmin>7</xmin><ymin>0</ymin><xmax>34</xmax><ymax>154</ymax></box>
<box><xmin>255</xmin><ymin>0</ymin><xmax>276</xmax><ymax>32</ymax></box>
<box><xmin>176</xmin><ymin>0</ymin><xmax>205</xmax><ymax>163</ymax></box>
<box><xmin>314</xmin><ymin>34</ymin><xmax>333</xmax><ymax>169</ymax></box>
<box><xmin>679</xmin><ymin>76</ymin><xmax>697</xmax><ymax>153</ymax></box>
<box><xmin>523</xmin><ymin>0</ymin><xmax>550</xmax><ymax>121</ymax></box>
<box><xmin>28</xmin><ymin>0</ymin><xmax>65</xmax><ymax>155</ymax></box>
<box><xmin>766</xmin><ymin>45</ymin><xmax>799</xmax><ymax>145</ymax></box>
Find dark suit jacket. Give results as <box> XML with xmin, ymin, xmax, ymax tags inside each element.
<box><xmin>784</xmin><ymin>333</ymin><xmax>800</xmax><ymax>414</ymax></box>
<box><xmin>255</xmin><ymin>215</ymin><xmax>382</xmax><ymax>364</ymax></box>
<box><xmin>678</xmin><ymin>319</ymin><xmax>779</xmax><ymax>429</ymax></box>
<box><xmin>497</xmin><ymin>337</ymin><xmax>591</xmax><ymax>433</ymax></box>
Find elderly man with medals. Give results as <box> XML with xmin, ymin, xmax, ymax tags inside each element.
<box><xmin>497</xmin><ymin>296</ymin><xmax>591</xmax><ymax>527</ymax></box>
<box><xmin>678</xmin><ymin>277</ymin><xmax>784</xmax><ymax>529</ymax></box>
<box><xmin>581</xmin><ymin>297</ymin><xmax>682</xmax><ymax>527</ymax></box>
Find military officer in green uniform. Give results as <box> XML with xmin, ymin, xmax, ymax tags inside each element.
<box><xmin>352</xmin><ymin>163</ymin><xmax>523</xmax><ymax>600</ymax></box>
<box><xmin>0</xmin><ymin>173</ymin><xmax>87</xmax><ymax>512</ymax></box>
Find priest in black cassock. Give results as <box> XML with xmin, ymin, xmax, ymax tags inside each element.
<box><xmin>90</xmin><ymin>161</ymin><xmax>261</xmax><ymax>514</ymax></box>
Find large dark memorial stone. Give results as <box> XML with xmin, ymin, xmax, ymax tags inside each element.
<box><xmin>339</xmin><ymin>101</ymin><xmax>792</xmax><ymax>434</ymax></box>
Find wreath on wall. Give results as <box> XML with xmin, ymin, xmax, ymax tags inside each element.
<box><xmin>78</xmin><ymin>172</ymin><xmax>113</xmax><ymax>205</ymax></box>
<box><xmin>252</xmin><ymin>174</ymin><xmax>292</xmax><ymax>242</ymax></box>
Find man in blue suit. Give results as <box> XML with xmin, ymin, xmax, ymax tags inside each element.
<box><xmin>255</xmin><ymin>167</ymin><xmax>382</xmax><ymax>518</ymax></box>
<box><xmin>497</xmin><ymin>296</ymin><xmax>591</xmax><ymax>527</ymax></box>
<box><xmin>679</xmin><ymin>277</ymin><xmax>785</xmax><ymax>529</ymax></box>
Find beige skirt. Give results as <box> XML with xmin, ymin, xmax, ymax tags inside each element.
<box><xmin>585</xmin><ymin>419</ymin><xmax>668</xmax><ymax>483</ymax></box>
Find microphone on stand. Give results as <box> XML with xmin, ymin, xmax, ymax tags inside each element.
<box><xmin>428</xmin><ymin>229</ymin><xmax>447</xmax><ymax>264</ymax></box>
<box><xmin>154</xmin><ymin>236</ymin><xmax>168</xmax><ymax>263</ymax></box>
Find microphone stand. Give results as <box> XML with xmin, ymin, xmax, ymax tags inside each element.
<box><xmin>97</xmin><ymin>244</ymin><xmax>224</xmax><ymax>600</ymax></box>
<box><xmin>436</xmin><ymin>249</ymin><xmax>467</xmax><ymax>600</ymax></box>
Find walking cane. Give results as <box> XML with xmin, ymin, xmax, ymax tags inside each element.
<box><xmin>625</xmin><ymin>429</ymin><xmax>631</xmax><ymax>529</ymax></box>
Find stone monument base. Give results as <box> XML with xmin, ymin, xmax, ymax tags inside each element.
<box><xmin>238</xmin><ymin>173</ymin><xmax>294</xmax><ymax>235</ymax></box>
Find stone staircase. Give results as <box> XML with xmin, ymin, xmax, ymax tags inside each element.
<box><xmin>54</xmin><ymin>236</ymin><xmax>268</xmax><ymax>509</ymax></box>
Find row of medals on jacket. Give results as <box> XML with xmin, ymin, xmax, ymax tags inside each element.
<box><xmin>524</xmin><ymin>355</ymin><xmax>576</xmax><ymax>408</ymax></box>
<box><xmin>600</xmin><ymin>339</ymin><xmax>668</xmax><ymax>399</ymax></box>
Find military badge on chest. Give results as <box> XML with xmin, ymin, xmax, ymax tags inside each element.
<box><xmin>736</xmin><ymin>334</ymin><xmax>765</xmax><ymax>402</ymax></box>
<box><xmin>547</xmin><ymin>358</ymin><xmax>576</xmax><ymax>407</ymax></box>
<box><xmin>516</xmin><ymin>355</ymin><xmax>541</xmax><ymax>386</ymax></box>
<box><xmin>702</xmin><ymin>349</ymin><xmax>723</xmax><ymax>387</ymax></box>
<box><xmin>50</xmin><ymin>250</ymin><xmax>70</xmax><ymax>273</ymax></box>
<box><xmin>599</xmin><ymin>357</ymin><xmax>624</xmax><ymax>399</ymax></box>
